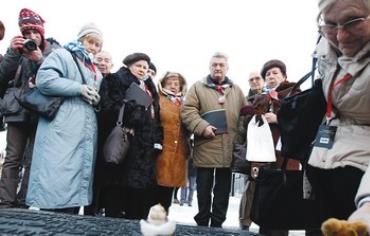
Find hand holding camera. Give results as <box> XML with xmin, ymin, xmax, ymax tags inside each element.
<box><xmin>81</xmin><ymin>85</ymin><xmax>100</xmax><ymax>106</ymax></box>
<box><xmin>10</xmin><ymin>36</ymin><xmax>42</xmax><ymax>62</ymax></box>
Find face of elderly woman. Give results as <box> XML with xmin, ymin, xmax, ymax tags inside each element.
<box><xmin>164</xmin><ymin>76</ymin><xmax>181</xmax><ymax>94</ymax></box>
<box><xmin>129</xmin><ymin>60</ymin><xmax>149</xmax><ymax>80</ymax></box>
<box><xmin>81</xmin><ymin>34</ymin><xmax>102</xmax><ymax>56</ymax></box>
<box><xmin>320</xmin><ymin>0</ymin><xmax>370</xmax><ymax>57</ymax></box>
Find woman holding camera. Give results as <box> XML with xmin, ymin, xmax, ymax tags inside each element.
<box><xmin>0</xmin><ymin>9</ymin><xmax>60</xmax><ymax>209</ymax></box>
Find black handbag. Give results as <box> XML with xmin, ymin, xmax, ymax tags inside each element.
<box><xmin>250</xmin><ymin>159</ymin><xmax>323</xmax><ymax>230</ymax></box>
<box><xmin>1</xmin><ymin>65</ymin><xmax>22</xmax><ymax>116</ymax></box>
<box><xmin>16</xmin><ymin>87</ymin><xmax>63</xmax><ymax>120</ymax></box>
<box><xmin>277</xmin><ymin>69</ymin><xmax>326</xmax><ymax>162</ymax></box>
<box><xmin>16</xmin><ymin>54</ymin><xmax>86</xmax><ymax>120</ymax></box>
<box><xmin>231</xmin><ymin>143</ymin><xmax>250</xmax><ymax>175</ymax></box>
<box><xmin>103</xmin><ymin>102</ymin><xmax>130</xmax><ymax>165</ymax></box>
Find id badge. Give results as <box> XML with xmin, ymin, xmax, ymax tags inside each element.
<box><xmin>314</xmin><ymin>125</ymin><xmax>337</xmax><ymax>149</ymax></box>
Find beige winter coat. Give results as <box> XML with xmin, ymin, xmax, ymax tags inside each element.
<box><xmin>308</xmin><ymin>38</ymin><xmax>370</xmax><ymax>173</ymax></box>
<box><xmin>181</xmin><ymin>77</ymin><xmax>245</xmax><ymax>168</ymax></box>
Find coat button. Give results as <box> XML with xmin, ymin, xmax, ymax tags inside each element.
<box><xmin>174</xmin><ymin>140</ymin><xmax>178</xmax><ymax>144</ymax></box>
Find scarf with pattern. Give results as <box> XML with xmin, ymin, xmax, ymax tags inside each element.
<box><xmin>205</xmin><ymin>75</ymin><xmax>232</xmax><ymax>95</ymax></box>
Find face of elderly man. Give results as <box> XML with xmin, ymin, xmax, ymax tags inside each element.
<box><xmin>95</xmin><ymin>51</ymin><xmax>113</xmax><ymax>75</ymax></box>
<box><xmin>319</xmin><ymin>0</ymin><xmax>370</xmax><ymax>57</ymax></box>
<box><xmin>248</xmin><ymin>72</ymin><xmax>264</xmax><ymax>92</ymax></box>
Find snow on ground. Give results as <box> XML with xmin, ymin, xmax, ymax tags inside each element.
<box><xmin>168</xmin><ymin>193</ymin><xmax>305</xmax><ymax>236</ymax></box>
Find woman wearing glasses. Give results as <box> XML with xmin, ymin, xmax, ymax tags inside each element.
<box><xmin>307</xmin><ymin>0</ymin><xmax>370</xmax><ymax>228</ymax></box>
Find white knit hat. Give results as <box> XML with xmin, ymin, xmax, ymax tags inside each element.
<box><xmin>77</xmin><ymin>22</ymin><xmax>103</xmax><ymax>39</ymax></box>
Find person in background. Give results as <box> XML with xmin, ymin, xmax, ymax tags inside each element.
<box><xmin>181</xmin><ymin>52</ymin><xmax>245</xmax><ymax>227</ymax></box>
<box><xmin>237</xmin><ymin>71</ymin><xmax>264</xmax><ymax>230</ymax></box>
<box><xmin>26</xmin><ymin>22</ymin><xmax>103</xmax><ymax>214</ymax></box>
<box><xmin>0</xmin><ymin>8</ymin><xmax>60</xmax><ymax>209</ymax></box>
<box><xmin>84</xmin><ymin>50</ymin><xmax>114</xmax><ymax>216</ymax></box>
<box><xmin>147</xmin><ymin>62</ymin><xmax>157</xmax><ymax>80</ymax></box>
<box><xmin>180</xmin><ymin>137</ymin><xmax>196</xmax><ymax>207</ymax></box>
<box><xmin>246</xmin><ymin>72</ymin><xmax>265</xmax><ymax>102</ymax></box>
<box><xmin>155</xmin><ymin>71</ymin><xmax>189</xmax><ymax>212</ymax></box>
<box><xmin>99</xmin><ymin>52</ymin><xmax>163</xmax><ymax>220</ymax></box>
<box><xmin>305</xmin><ymin>0</ymin><xmax>370</xmax><ymax>231</ymax></box>
<box><xmin>95</xmin><ymin>51</ymin><xmax>113</xmax><ymax>77</ymax></box>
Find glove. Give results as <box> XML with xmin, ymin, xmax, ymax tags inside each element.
<box><xmin>81</xmin><ymin>85</ymin><xmax>100</xmax><ymax>105</ymax></box>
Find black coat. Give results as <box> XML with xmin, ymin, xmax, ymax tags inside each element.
<box><xmin>99</xmin><ymin>67</ymin><xmax>163</xmax><ymax>189</ymax></box>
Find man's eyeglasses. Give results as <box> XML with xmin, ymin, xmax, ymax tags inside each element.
<box><xmin>319</xmin><ymin>15</ymin><xmax>370</xmax><ymax>34</ymax></box>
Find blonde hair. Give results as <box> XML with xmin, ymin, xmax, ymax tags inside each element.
<box><xmin>78</xmin><ymin>33</ymin><xmax>103</xmax><ymax>52</ymax></box>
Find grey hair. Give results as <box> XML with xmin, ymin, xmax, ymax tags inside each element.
<box><xmin>210</xmin><ymin>52</ymin><xmax>229</xmax><ymax>64</ymax></box>
<box><xmin>319</xmin><ymin>0</ymin><xmax>370</xmax><ymax>18</ymax></box>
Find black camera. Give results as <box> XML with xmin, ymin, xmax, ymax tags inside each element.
<box><xmin>23</xmin><ymin>39</ymin><xmax>37</xmax><ymax>51</ymax></box>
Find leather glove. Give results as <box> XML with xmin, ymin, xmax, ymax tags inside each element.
<box><xmin>81</xmin><ymin>85</ymin><xmax>100</xmax><ymax>105</ymax></box>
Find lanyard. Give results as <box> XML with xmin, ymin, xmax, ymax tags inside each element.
<box><xmin>83</xmin><ymin>61</ymin><xmax>97</xmax><ymax>82</ymax></box>
<box><xmin>326</xmin><ymin>73</ymin><xmax>352</xmax><ymax>119</ymax></box>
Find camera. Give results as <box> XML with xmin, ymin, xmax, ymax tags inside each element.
<box><xmin>23</xmin><ymin>39</ymin><xmax>37</xmax><ymax>51</ymax></box>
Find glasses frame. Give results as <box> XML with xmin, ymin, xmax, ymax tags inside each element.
<box><xmin>318</xmin><ymin>14</ymin><xmax>370</xmax><ymax>34</ymax></box>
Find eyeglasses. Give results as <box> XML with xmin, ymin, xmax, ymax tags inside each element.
<box><xmin>319</xmin><ymin>15</ymin><xmax>370</xmax><ymax>34</ymax></box>
<box><xmin>249</xmin><ymin>76</ymin><xmax>262</xmax><ymax>82</ymax></box>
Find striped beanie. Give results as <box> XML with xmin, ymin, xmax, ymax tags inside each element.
<box><xmin>18</xmin><ymin>8</ymin><xmax>45</xmax><ymax>37</ymax></box>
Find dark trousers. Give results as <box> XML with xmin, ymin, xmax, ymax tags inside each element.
<box><xmin>125</xmin><ymin>187</ymin><xmax>155</xmax><ymax>220</ymax></box>
<box><xmin>103</xmin><ymin>186</ymin><xmax>126</xmax><ymax>217</ymax></box>
<box><xmin>155</xmin><ymin>185</ymin><xmax>174</xmax><ymax>213</ymax></box>
<box><xmin>194</xmin><ymin>167</ymin><xmax>231</xmax><ymax>227</ymax></box>
<box><xmin>0</xmin><ymin>123</ymin><xmax>36</xmax><ymax>207</ymax></box>
<box><xmin>306</xmin><ymin>165</ymin><xmax>364</xmax><ymax>221</ymax></box>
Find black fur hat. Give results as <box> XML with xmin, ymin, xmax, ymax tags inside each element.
<box><xmin>123</xmin><ymin>52</ymin><xmax>150</xmax><ymax>67</ymax></box>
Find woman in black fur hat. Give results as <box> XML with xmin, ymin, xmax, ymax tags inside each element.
<box><xmin>98</xmin><ymin>52</ymin><xmax>163</xmax><ymax>220</ymax></box>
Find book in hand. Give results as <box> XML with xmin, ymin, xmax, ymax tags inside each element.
<box><xmin>125</xmin><ymin>82</ymin><xmax>153</xmax><ymax>108</ymax></box>
<box><xmin>201</xmin><ymin>109</ymin><xmax>228</xmax><ymax>135</ymax></box>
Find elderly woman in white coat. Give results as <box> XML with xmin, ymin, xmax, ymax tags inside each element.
<box><xmin>306</xmin><ymin>0</ymin><xmax>370</xmax><ymax>228</ymax></box>
<box><xmin>26</xmin><ymin>23</ymin><xmax>103</xmax><ymax>214</ymax></box>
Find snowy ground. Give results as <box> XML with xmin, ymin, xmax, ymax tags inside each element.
<box><xmin>168</xmin><ymin>193</ymin><xmax>305</xmax><ymax>236</ymax></box>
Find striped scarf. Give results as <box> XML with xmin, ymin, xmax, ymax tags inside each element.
<box><xmin>163</xmin><ymin>88</ymin><xmax>183</xmax><ymax>107</ymax></box>
<box><xmin>64</xmin><ymin>40</ymin><xmax>93</xmax><ymax>66</ymax></box>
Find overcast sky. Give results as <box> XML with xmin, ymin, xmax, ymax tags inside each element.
<box><xmin>1</xmin><ymin>0</ymin><xmax>320</xmax><ymax>93</ymax></box>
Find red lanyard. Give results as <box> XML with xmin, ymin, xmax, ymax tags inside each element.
<box><xmin>326</xmin><ymin>73</ymin><xmax>352</xmax><ymax>119</ymax></box>
<box><xmin>83</xmin><ymin>61</ymin><xmax>97</xmax><ymax>81</ymax></box>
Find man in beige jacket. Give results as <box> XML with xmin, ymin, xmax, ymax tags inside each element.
<box><xmin>181</xmin><ymin>52</ymin><xmax>245</xmax><ymax>227</ymax></box>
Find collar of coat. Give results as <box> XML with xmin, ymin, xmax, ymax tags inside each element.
<box><xmin>315</xmin><ymin>38</ymin><xmax>370</xmax><ymax>78</ymax></box>
<box><xmin>203</xmin><ymin>75</ymin><xmax>233</xmax><ymax>89</ymax></box>
<box><xmin>112</xmin><ymin>66</ymin><xmax>160</xmax><ymax>102</ymax></box>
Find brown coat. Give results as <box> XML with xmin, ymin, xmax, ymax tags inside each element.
<box><xmin>156</xmin><ymin>94</ymin><xmax>188</xmax><ymax>187</ymax></box>
<box><xmin>181</xmin><ymin>77</ymin><xmax>246</xmax><ymax>168</ymax></box>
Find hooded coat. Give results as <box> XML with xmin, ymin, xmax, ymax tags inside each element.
<box><xmin>155</xmin><ymin>76</ymin><xmax>189</xmax><ymax>187</ymax></box>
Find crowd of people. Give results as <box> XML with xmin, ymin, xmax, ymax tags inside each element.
<box><xmin>0</xmin><ymin>0</ymin><xmax>370</xmax><ymax>235</ymax></box>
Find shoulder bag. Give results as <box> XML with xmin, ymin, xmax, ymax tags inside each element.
<box><xmin>1</xmin><ymin>65</ymin><xmax>22</xmax><ymax>116</ymax></box>
<box><xmin>231</xmin><ymin>143</ymin><xmax>249</xmax><ymax>175</ymax></box>
<box><xmin>103</xmin><ymin>102</ymin><xmax>130</xmax><ymax>165</ymax></box>
<box><xmin>16</xmin><ymin>54</ymin><xmax>86</xmax><ymax>120</ymax></box>
<box><xmin>277</xmin><ymin>57</ymin><xmax>326</xmax><ymax>162</ymax></box>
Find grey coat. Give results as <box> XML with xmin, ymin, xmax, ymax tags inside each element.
<box><xmin>26</xmin><ymin>48</ymin><xmax>102</xmax><ymax>209</ymax></box>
